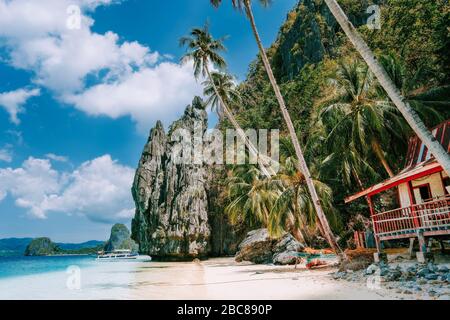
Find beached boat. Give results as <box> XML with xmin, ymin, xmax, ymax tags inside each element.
<box><xmin>96</xmin><ymin>249</ymin><xmax>152</xmax><ymax>262</ymax></box>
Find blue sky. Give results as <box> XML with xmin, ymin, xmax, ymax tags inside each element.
<box><xmin>0</xmin><ymin>0</ymin><xmax>297</xmax><ymax>242</ymax></box>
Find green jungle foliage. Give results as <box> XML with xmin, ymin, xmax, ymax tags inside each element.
<box><xmin>211</xmin><ymin>0</ymin><xmax>449</xmax><ymax>248</ymax></box>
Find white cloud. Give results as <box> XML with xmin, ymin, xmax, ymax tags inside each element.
<box><xmin>45</xmin><ymin>153</ymin><xmax>69</xmax><ymax>163</ymax></box>
<box><xmin>0</xmin><ymin>0</ymin><xmax>116</xmax><ymax>38</ymax></box>
<box><xmin>0</xmin><ymin>0</ymin><xmax>202</xmax><ymax>131</ymax></box>
<box><xmin>9</xmin><ymin>30</ymin><xmax>158</xmax><ymax>94</ymax></box>
<box><xmin>0</xmin><ymin>157</ymin><xmax>62</xmax><ymax>218</ymax></box>
<box><xmin>64</xmin><ymin>61</ymin><xmax>204</xmax><ymax>131</ymax></box>
<box><xmin>0</xmin><ymin>155</ymin><xmax>135</xmax><ymax>223</ymax></box>
<box><xmin>0</xmin><ymin>148</ymin><xmax>13</xmax><ymax>163</ymax></box>
<box><xmin>0</xmin><ymin>88</ymin><xmax>40</xmax><ymax>124</ymax></box>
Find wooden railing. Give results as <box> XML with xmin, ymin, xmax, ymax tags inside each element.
<box><xmin>372</xmin><ymin>196</ymin><xmax>450</xmax><ymax>237</ymax></box>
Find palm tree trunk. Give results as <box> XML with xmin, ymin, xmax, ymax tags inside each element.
<box><xmin>204</xmin><ymin>66</ymin><xmax>276</xmax><ymax>178</ymax></box>
<box><xmin>316</xmin><ymin>218</ymin><xmax>326</xmax><ymax>240</ymax></box>
<box><xmin>243</xmin><ymin>1</ymin><xmax>344</xmax><ymax>258</ymax></box>
<box><xmin>353</xmin><ymin>170</ymin><xmax>364</xmax><ymax>190</ymax></box>
<box><xmin>291</xmin><ymin>197</ymin><xmax>307</xmax><ymax>244</ymax></box>
<box><xmin>324</xmin><ymin>0</ymin><xmax>450</xmax><ymax>176</ymax></box>
<box><xmin>371</xmin><ymin>139</ymin><xmax>394</xmax><ymax>178</ymax></box>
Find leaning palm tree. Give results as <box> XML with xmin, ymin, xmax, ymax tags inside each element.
<box><xmin>210</xmin><ymin>0</ymin><xmax>343</xmax><ymax>256</ymax></box>
<box><xmin>322</xmin><ymin>0</ymin><xmax>450</xmax><ymax>175</ymax></box>
<box><xmin>180</xmin><ymin>23</ymin><xmax>275</xmax><ymax>177</ymax></box>
<box><xmin>202</xmin><ymin>71</ymin><xmax>242</xmax><ymax>121</ymax></box>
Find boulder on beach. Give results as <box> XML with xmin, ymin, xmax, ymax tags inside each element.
<box><xmin>235</xmin><ymin>229</ymin><xmax>305</xmax><ymax>265</ymax></box>
<box><xmin>272</xmin><ymin>233</ymin><xmax>305</xmax><ymax>265</ymax></box>
<box><xmin>235</xmin><ymin>229</ymin><xmax>275</xmax><ymax>264</ymax></box>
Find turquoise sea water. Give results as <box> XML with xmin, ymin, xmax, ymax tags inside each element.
<box><xmin>0</xmin><ymin>255</ymin><xmax>139</xmax><ymax>299</ymax></box>
<box><xmin>0</xmin><ymin>255</ymin><xmax>96</xmax><ymax>279</ymax></box>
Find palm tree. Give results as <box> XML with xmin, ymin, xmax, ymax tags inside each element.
<box><xmin>180</xmin><ymin>23</ymin><xmax>275</xmax><ymax>177</ymax></box>
<box><xmin>269</xmin><ymin>157</ymin><xmax>339</xmax><ymax>245</ymax></box>
<box><xmin>225</xmin><ymin>166</ymin><xmax>278</xmax><ymax>228</ymax></box>
<box><xmin>320</xmin><ymin>148</ymin><xmax>379</xmax><ymax>191</ymax></box>
<box><xmin>320</xmin><ymin>60</ymin><xmax>410</xmax><ymax>178</ymax></box>
<box><xmin>377</xmin><ymin>53</ymin><xmax>447</xmax><ymax>126</ymax></box>
<box><xmin>210</xmin><ymin>0</ymin><xmax>344</xmax><ymax>257</ymax></box>
<box><xmin>322</xmin><ymin>0</ymin><xmax>450</xmax><ymax>175</ymax></box>
<box><xmin>202</xmin><ymin>71</ymin><xmax>242</xmax><ymax>121</ymax></box>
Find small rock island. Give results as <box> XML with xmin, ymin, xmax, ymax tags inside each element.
<box><xmin>24</xmin><ymin>238</ymin><xmax>59</xmax><ymax>256</ymax></box>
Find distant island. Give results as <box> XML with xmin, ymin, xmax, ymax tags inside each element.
<box><xmin>0</xmin><ymin>237</ymin><xmax>104</xmax><ymax>257</ymax></box>
<box><xmin>24</xmin><ymin>238</ymin><xmax>105</xmax><ymax>256</ymax></box>
<box><xmin>0</xmin><ymin>223</ymin><xmax>137</xmax><ymax>257</ymax></box>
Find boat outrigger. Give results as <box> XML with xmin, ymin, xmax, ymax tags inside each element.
<box><xmin>96</xmin><ymin>249</ymin><xmax>152</xmax><ymax>262</ymax></box>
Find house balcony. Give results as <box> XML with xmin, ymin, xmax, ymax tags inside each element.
<box><xmin>372</xmin><ymin>195</ymin><xmax>450</xmax><ymax>241</ymax></box>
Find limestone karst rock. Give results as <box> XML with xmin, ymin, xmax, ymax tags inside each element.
<box><xmin>131</xmin><ymin>97</ymin><xmax>211</xmax><ymax>259</ymax></box>
<box><xmin>104</xmin><ymin>223</ymin><xmax>138</xmax><ymax>253</ymax></box>
<box><xmin>24</xmin><ymin>237</ymin><xmax>58</xmax><ymax>256</ymax></box>
<box><xmin>270</xmin><ymin>0</ymin><xmax>380</xmax><ymax>82</ymax></box>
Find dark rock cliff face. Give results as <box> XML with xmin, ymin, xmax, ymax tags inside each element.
<box><xmin>131</xmin><ymin>97</ymin><xmax>211</xmax><ymax>260</ymax></box>
<box><xmin>274</xmin><ymin>0</ymin><xmax>336</xmax><ymax>81</ymax></box>
<box><xmin>273</xmin><ymin>0</ymin><xmax>380</xmax><ymax>82</ymax></box>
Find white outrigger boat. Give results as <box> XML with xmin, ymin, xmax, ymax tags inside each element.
<box><xmin>96</xmin><ymin>249</ymin><xmax>152</xmax><ymax>262</ymax></box>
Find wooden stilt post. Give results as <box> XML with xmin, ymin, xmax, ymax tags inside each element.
<box><xmin>417</xmin><ymin>232</ymin><xmax>426</xmax><ymax>253</ymax></box>
<box><xmin>368</xmin><ymin>195</ymin><xmax>387</xmax><ymax>263</ymax></box>
<box><xmin>416</xmin><ymin>231</ymin><xmax>433</xmax><ymax>263</ymax></box>
<box><xmin>368</xmin><ymin>195</ymin><xmax>381</xmax><ymax>253</ymax></box>
<box><xmin>375</xmin><ymin>236</ymin><xmax>382</xmax><ymax>253</ymax></box>
<box><xmin>408</xmin><ymin>238</ymin><xmax>415</xmax><ymax>258</ymax></box>
<box><xmin>427</xmin><ymin>238</ymin><xmax>433</xmax><ymax>252</ymax></box>
<box><xmin>439</xmin><ymin>240</ymin><xmax>446</xmax><ymax>253</ymax></box>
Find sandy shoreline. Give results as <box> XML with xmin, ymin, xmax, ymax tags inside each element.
<box><xmin>0</xmin><ymin>257</ymin><xmax>410</xmax><ymax>300</ymax></box>
<box><xmin>129</xmin><ymin>257</ymin><xmax>396</xmax><ymax>300</ymax></box>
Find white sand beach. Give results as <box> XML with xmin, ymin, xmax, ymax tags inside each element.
<box><xmin>131</xmin><ymin>257</ymin><xmax>404</xmax><ymax>300</ymax></box>
<box><xmin>0</xmin><ymin>257</ymin><xmax>405</xmax><ymax>300</ymax></box>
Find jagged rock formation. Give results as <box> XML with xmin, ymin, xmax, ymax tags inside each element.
<box><xmin>104</xmin><ymin>224</ymin><xmax>138</xmax><ymax>253</ymax></box>
<box><xmin>131</xmin><ymin>97</ymin><xmax>211</xmax><ymax>259</ymax></box>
